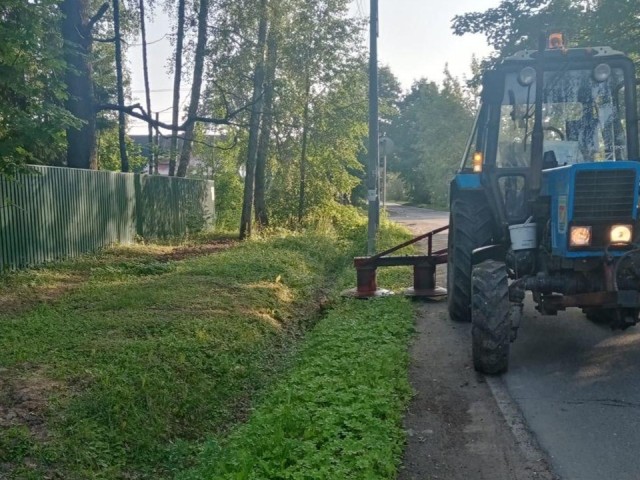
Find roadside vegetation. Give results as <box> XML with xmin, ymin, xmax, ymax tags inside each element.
<box><xmin>182</xmin><ymin>297</ymin><xmax>413</xmax><ymax>480</ymax></box>
<box><xmin>0</xmin><ymin>210</ymin><xmax>417</xmax><ymax>479</ymax></box>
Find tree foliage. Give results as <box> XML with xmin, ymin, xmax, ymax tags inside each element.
<box><xmin>453</xmin><ymin>0</ymin><xmax>640</xmax><ymax>72</ymax></box>
<box><xmin>194</xmin><ymin>0</ymin><xmax>367</xmax><ymax>231</ymax></box>
<box><xmin>1</xmin><ymin>0</ymin><xmax>517</xmax><ymax>235</ymax></box>
<box><xmin>389</xmin><ymin>73</ymin><xmax>474</xmax><ymax>206</ymax></box>
<box><xmin>0</xmin><ymin>1</ymin><xmax>77</xmax><ymax>177</ymax></box>
<box><xmin>96</xmin><ymin>126</ymin><xmax>148</xmax><ymax>171</ymax></box>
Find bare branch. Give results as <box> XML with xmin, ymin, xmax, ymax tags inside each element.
<box><xmin>151</xmin><ymin>125</ymin><xmax>240</xmax><ymax>152</ymax></box>
<box><xmin>96</xmin><ymin>102</ymin><xmax>253</xmax><ymax>130</ymax></box>
<box><xmin>88</xmin><ymin>3</ymin><xmax>110</xmax><ymax>31</ymax></box>
<box><xmin>93</xmin><ymin>36</ymin><xmax>117</xmax><ymax>43</ymax></box>
<box><xmin>97</xmin><ymin>103</ymin><xmax>187</xmax><ymax>131</ymax></box>
<box><xmin>215</xmin><ymin>135</ymin><xmax>240</xmax><ymax>151</ymax></box>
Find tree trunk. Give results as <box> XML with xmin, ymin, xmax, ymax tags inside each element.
<box><xmin>154</xmin><ymin>112</ymin><xmax>160</xmax><ymax>174</ymax></box>
<box><xmin>298</xmin><ymin>74</ymin><xmax>311</xmax><ymax>222</ymax></box>
<box><xmin>112</xmin><ymin>0</ymin><xmax>128</xmax><ymax>172</ymax></box>
<box><xmin>239</xmin><ymin>0</ymin><xmax>269</xmax><ymax>240</ymax></box>
<box><xmin>61</xmin><ymin>0</ymin><xmax>103</xmax><ymax>169</ymax></box>
<box><xmin>169</xmin><ymin>0</ymin><xmax>186</xmax><ymax>177</ymax></box>
<box><xmin>254</xmin><ymin>32</ymin><xmax>277</xmax><ymax>228</ymax></box>
<box><xmin>139</xmin><ymin>0</ymin><xmax>154</xmax><ymax>174</ymax></box>
<box><xmin>176</xmin><ymin>0</ymin><xmax>210</xmax><ymax>177</ymax></box>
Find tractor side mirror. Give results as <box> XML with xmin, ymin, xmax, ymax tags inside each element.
<box><xmin>481</xmin><ymin>70</ymin><xmax>505</xmax><ymax>104</ymax></box>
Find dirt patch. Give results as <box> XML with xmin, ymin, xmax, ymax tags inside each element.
<box><xmin>0</xmin><ymin>367</ymin><xmax>64</xmax><ymax>441</ymax></box>
<box><xmin>0</xmin><ymin>274</ymin><xmax>89</xmax><ymax>316</ymax></box>
<box><xmin>156</xmin><ymin>239</ymin><xmax>237</xmax><ymax>262</ymax></box>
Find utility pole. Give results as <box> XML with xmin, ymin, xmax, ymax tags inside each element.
<box><xmin>367</xmin><ymin>0</ymin><xmax>379</xmax><ymax>255</ymax></box>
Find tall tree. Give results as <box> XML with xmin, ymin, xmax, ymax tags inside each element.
<box><xmin>139</xmin><ymin>0</ymin><xmax>154</xmax><ymax>174</ymax></box>
<box><xmin>254</xmin><ymin>30</ymin><xmax>279</xmax><ymax>227</ymax></box>
<box><xmin>61</xmin><ymin>0</ymin><xmax>109</xmax><ymax>169</ymax></box>
<box><xmin>184</xmin><ymin>0</ymin><xmax>370</xmax><ymax>228</ymax></box>
<box><xmin>282</xmin><ymin>0</ymin><xmax>363</xmax><ymax>222</ymax></box>
<box><xmin>297</xmin><ymin>74</ymin><xmax>311</xmax><ymax>221</ymax></box>
<box><xmin>239</xmin><ymin>0</ymin><xmax>269</xmax><ymax>239</ymax></box>
<box><xmin>267</xmin><ymin>62</ymin><xmax>368</xmax><ymax>223</ymax></box>
<box><xmin>112</xmin><ymin>0</ymin><xmax>129</xmax><ymax>172</ymax></box>
<box><xmin>168</xmin><ymin>0</ymin><xmax>186</xmax><ymax>176</ymax></box>
<box><xmin>176</xmin><ymin>0</ymin><xmax>211</xmax><ymax>177</ymax></box>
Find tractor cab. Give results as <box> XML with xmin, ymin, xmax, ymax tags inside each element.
<box><xmin>449</xmin><ymin>34</ymin><xmax>640</xmax><ymax>374</ymax></box>
<box><xmin>460</xmin><ymin>38</ymin><xmax>639</xmax><ymax>229</ymax></box>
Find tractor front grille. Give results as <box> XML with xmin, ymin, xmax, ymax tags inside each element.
<box><xmin>573</xmin><ymin>169</ymin><xmax>636</xmax><ymax>222</ymax></box>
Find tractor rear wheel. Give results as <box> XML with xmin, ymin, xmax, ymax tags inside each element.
<box><xmin>471</xmin><ymin>260</ymin><xmax>511</xmax><ymax>375</ymax></box>
<box><xmin>447</xmin><ymin>198</ymin><xmax>494</xmax><ymax>322</ymax></box>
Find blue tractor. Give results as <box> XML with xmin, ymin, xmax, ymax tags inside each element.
<box><xmin>448</xmin><ymin>34</ymin><xmax>640</xmax><ymax>374</ymax></box>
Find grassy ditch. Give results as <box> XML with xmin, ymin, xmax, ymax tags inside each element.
<box><xmin>182</xmin><ymin>296</ymin><xmax>414</xmax><ymax>480</ymax></box>
<box><xmin>0</xmin><ymin>217</ymin><xmax>417</xmax><ymax>479</ymax></box>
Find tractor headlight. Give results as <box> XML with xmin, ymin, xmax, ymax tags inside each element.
<box><xmin>570</xmin><ymin>226</ymin><xmax>592</xmax><ymax>247</ymax></box>
<box><xmin>610</xmin><ymin>225</ymin><xmax>633</xmax><ymax>244</ymax></box>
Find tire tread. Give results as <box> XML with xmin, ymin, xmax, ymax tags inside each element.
<box><xmin>447</xmin><ymin>198</ymin><xmax>494</xmax><ymax>322</ymax></box>
<box><xmin>471</xmin><ymin>260</ymin><xmax>511</xmax><ymax>374</ymax></box>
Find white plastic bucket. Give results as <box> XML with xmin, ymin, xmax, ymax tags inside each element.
<box><xmin>509</xmin><ymin>223</ymin><xmax>537</xmax><ymax>251</ymax></box>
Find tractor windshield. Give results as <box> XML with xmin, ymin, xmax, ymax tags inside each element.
<box><xmin>497</xmin><ymin>65</ymin><xmax>629</xmax><ymax>168</ymax></box>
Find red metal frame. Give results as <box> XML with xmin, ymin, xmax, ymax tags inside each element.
<box><xmin>343</xmin><ymin>225</ymin><xmax>449</xmax><ymax>299</ymax></box>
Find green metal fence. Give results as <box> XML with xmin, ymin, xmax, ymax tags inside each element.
<box><xmin>0</xmin><ymin>166</ymin><xmax>215</xmax><ymax>271</ymax></box>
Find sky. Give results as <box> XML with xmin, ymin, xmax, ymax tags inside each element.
<box><xmin>127</xmin><ymin>0</ymin><xmax>500</xmax><ymax>133</ymax></box>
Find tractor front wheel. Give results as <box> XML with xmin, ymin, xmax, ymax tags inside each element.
<box><xmin>471</xmin><ymin>260</ymin><xmax>511</xmax><ymax>375</ymax></box>
<box><xmin>447</xmin><ymin>198</ymin><xmax>494</xmax><ymax>322</ymax></box>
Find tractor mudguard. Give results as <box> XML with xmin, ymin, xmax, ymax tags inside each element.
<box><xmin>454</xmin><ymin>174</ymin><xmax>482</xmax><ymax>191</ymax></box>
<box><xmin>472</xmin><ymin>244</ymin><xmax>507</xmax><ymax>266</ymax></box>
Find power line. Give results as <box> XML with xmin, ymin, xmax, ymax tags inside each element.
<box><xmin>131</xmin><ymin>88</ymin><xmax>191</xmax><ymax>94</ymax></box>
<box><xmin>129</xmin><ymin>34</ymin><xmax>169</xmax><ymax>47</ymax></box>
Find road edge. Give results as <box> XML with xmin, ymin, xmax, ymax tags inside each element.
<box><xmin>486</xmin><ymin>375</ymin><xmax>560</xmax><ymax>479</ymax></box>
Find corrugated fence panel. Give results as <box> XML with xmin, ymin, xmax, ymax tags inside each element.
<box><xmin>0</xmin><ymin>166</ymin><xmax>214</xmax><ymax>271</ymax></box>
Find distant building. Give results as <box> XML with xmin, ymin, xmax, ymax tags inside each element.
<box><xmin>129</xmin><ymin>134</ymin><xmax>218</xmax><ymax>177</ymax></box>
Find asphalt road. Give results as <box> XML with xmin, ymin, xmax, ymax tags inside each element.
<box><xmin>388</xmin><ymin>203</ymin><xmax>640</xmax><ymax>480</ymax></box>
<box><xmin>507</xmin><ymin>303</ymin><xmax>640</xmax><ymax>480</ymax></box>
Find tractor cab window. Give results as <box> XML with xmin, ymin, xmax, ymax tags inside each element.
<box><xmin>496</xmin><ymin>65</ymin><xmax>628</xmax><ymax>168</ymax></box>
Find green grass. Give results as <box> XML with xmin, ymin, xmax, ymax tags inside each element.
<box><xmin>181</xmin><ymin>297</ymin><xmax>414</xmax><ymax>480</ymax></box>
<box><xmin>0</xmin><ymin>218</ymin><xmax>418</xmax><ymax>479</ymax></box>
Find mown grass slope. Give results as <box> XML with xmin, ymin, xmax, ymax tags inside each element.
<box><xmin>1</xmin><ymin>216</ymin><xmax>417</xmax><ymax>479</ymax></box>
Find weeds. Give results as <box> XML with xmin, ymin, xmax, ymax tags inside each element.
<box><xmin>182</xmin><ymin>298</ymin><xmax>414</xmax><ymax>480</ymax></box>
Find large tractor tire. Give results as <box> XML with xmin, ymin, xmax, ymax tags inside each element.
<box><xmin>447</xmin><ymin>198</ymin><xmax>494</xmax><ymax>322</ymax></box>
<box><xmin>471</xmin><ymin>260</ymin><xmax>511</xmax><ymax>375</ymax></box>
